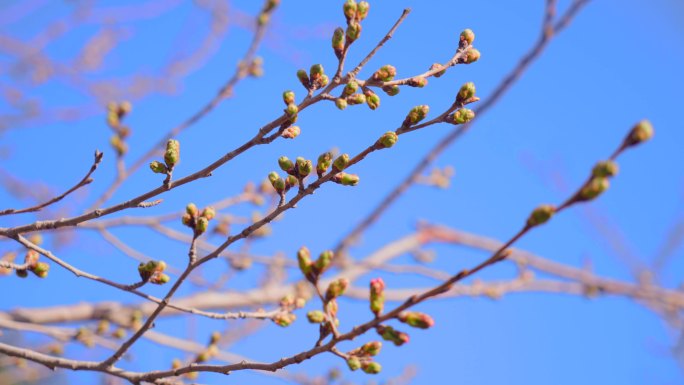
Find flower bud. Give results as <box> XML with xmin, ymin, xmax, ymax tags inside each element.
<box><xmin>317</xmin><ymin>74</ymin><xmax>330</xmax><ymax>88</ymax></box>
<box><xmin>281</xmin><ymin>125</ymin><xmax>301</xmax><ymax>139</ymax></box>
<box><xmin>346</xmin><ymin>21</ymin><xmax>362</xmax><ymax>43</ymax></box>
<box><xmin>195</xmin><ymin>217</ymin><xmax>209</xmax><ymax>234</ymax></box>
<box><xmin>335</xmin><ymin>98</ymin><xmax>348</xmax><ymax>110</ymax></box>
<box><xmin>268</xmin><ymin>171</ymin><xmax>279</xmax><ymax>184</ymax></box>
<box><xmin>360</xmin><ymin>341</ymin><xmax>382</xmax><ymax>356</ymax></box>
<box><xmin>579</xmin><ymin>177</ymin><xmax>610</xmax><ymax>201</ymax></box>
<box><xmin>271</xmin><ymin>176</ymin><xmax>286</xmax><ymax>193</ymax></box>
<box><xmin>343</xmin><ymin>81</ymin><xmax>358</xmax><ymax>96</ymax></box>
<box><xmin>526</xmin><ymin>204</ymin><xmax>556</xmax><ymax>227</ymax></box>
<box><xmin>149</xmin><ymin>161</ymin><xmax>168</xmax><ymax>174</ymax></box>
<box><xmin>408</xmin><ymin>77</ymin><xmax>427</xmax><ymax>88</ymax></box>
<box><xmin>110</xmin><ymin>135</ymin><xmax>128</xmax><ymax>156</ymax></box>
<box><xmin>452</xmin><ymin>108</ymin><xmax>475</xmax><ymax>124</ymax></box>
<box><xmin>382</xmin><ymin>85</ymin><xmax>400</xmax><ymax>96</ymax></box>
<box><xmin>377</xmin><ymin>325</ymin><xmax>409</xmax><ymax>346</ymax></box>
<box><xmin>278</xmin><ymin>156</ymin><xmax>295</xmax><ymax>173</ymax></box>
<box><xmin>273</xmin><ymin>312</ymin><xmax>296</xmax><ymax>327</ymax></box>
<box><xmin>31</xmin><ymin>262</ymin><xmax>50</xmax><ymax>278</ymax></box>
<box><xmin>201</xmin><ymin>206</ymin><xmax>216</xmax><ymax>221</ymax></box>
<box><xmin>314</xmin><ymin>250</ymin><xmax>334</xmax><ymax>275</ymax></box>
<box><xmin>347</xmin><ymin>93</ymin><xmax>366</xmax><ymax>105</ymax></box>
<box><xmin>377</xmin><ymin>131</ymin><xmax>398</xmax><ymax>149</ymax></box>
<box><xmin>325</xmin><ymin>298</ymin><xmax>339</xmax><ymax>318</ymax></box>
<box><xmin>398</xmin><ymin>311</ymin><xmax>435</xmax><ymax>329</ymax></box>
<box><xmin>372</xmin><ymin>65</ymin><xmax>396</xmax><ymax>82</ymax></box>
<box><xmin>186</xmin><ymin>203</ymin><xmax>199</xmax><ymax>216</ymax></box>
<box><xmin>296</xmin><ymin>157</ymin><xmax>313</xmax><ymax>177</ymax></box>
<box><xmin>326</xmin><ymin>278</ymin><xmax>349</xmax><ymax>300</ymax></box>
<box><xmin>285</xmin><ymin>103</ymin><xmax>299</xmax><ymax>120</ymax></box>
<box><xmin>307</xmin><ymin>310</ymin><xmax>326</xmax><ymax>323</ymax></box>
<box><xmin>625</xmin><ymin>120</ymin><xmax>654</xmax><ymax>147</ymax></box>
<box><xmin>430</xmin><ymin>63</ymin><xmax>447</xmax><ymax>77</ymax></box>
<box><xmin>333</xmin><ymin>153</ymin><xmax>350</xmax><ymax>171</ymax></box>
<box><xmin>332</xmin><ymin>27</ymin><xmax>345</xmax><ymax>58</ymax></box>
<box><xmin>356</xmin><ymin>1</ymin><xmax>370</xmax><ymax>21</ymax></box>
<box><xmin>181</xmin><ymin>213</ymin><xmax>193</xmax><ymax>227</ymax></box>
<box><xmin>456</xmin><ymin>82</ymin><xmax>476</xmax><ymax>104</ymax></box>
<box><xmin>164</xmin><ymin>139</ymin><xmax>180</xmax><ymax>169</ymax></box>
<box><xmin>361</xmin><ymin>361</ymin><xmax>382</xmax><ymax>374</ymax></box>
<box><xmin>369</xmin><ymin>278</ymin><xmax>385</xmax><ymax>316</ymax></box>
<box><xmin>317</xmin><ymin>152</ymin><xmax>333</xmax><ymax>177</ymax></box>
<box><xmin>343</xmin><ymin>0</ymin><xmax>357</xmax><ymax>21</ymax></box>
<box><xmin>405</xmin><ymin>105</ymin><xmax>429</xmax><ymax>125</ymax></box>
<box><xmin>460</xmin><ymin>28</ymin><xmax>475</xmax><ymax>46</ymax></box>
<box><xmin>365</xmin><ymin>90</ymin><xmax>380</xmax><ymax>110</ymax></box>
<box><xmin>347</xmin><ymin>356</ymin><xmax>361</xmax><ymax>371</ymax></box>
<box><xmin>297</xmin><ymin>69</ymin><xmax>310</xmax><ymax>89</ymax></box>
<box><xmin>592</xmin><ymin>160</ymin><xmax>619</xmax><ymax>178</ymax></box>
<box><xmin>296</xmin><ymin>246</ymin><xmax>312</xmax><ymax>276</ymax></box>
<box><xmin>282</xmin><ymin>90</ymin><xmax>295</xmax><ymax>105</ymax></box>
<box><xmin>309</xmin><ymin>64</ymin><xmax>324</xmax><ymax>82</ymax></box>
<box><xmin>150</xmin><ymin>273</ymin><xmax>170</xmax><ymax>285</ymax></box>
<box><xmin>285</xmin><ymin>175</ymin><xmax>299</xmax><ymax>189</ymax></box>
<box><xmin>464</xmin><ymin>48</ymin><xmax>481</xmax><ymax>64</ymax></box>
<box><xmin>333</xmin><ymin>172</ymin><xmax>360</xmax><ymax>186</ymax></box>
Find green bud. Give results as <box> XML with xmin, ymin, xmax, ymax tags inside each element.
<box><xmin>333</xmin><ymin>153</ymin><xmax>350</xmax><ymax>171</ymax></box>
<box><xmin>456</xmin><ymin>82</ymin><xmax>476</xmax><ymax>104</ymax></box>
<box><xmin>273</xmin><ymin>313</ymin><xmax>296</xmax><ymax>327</ymax></box>
<box><xmin>272</xmin><ymin>176</ymin><xmax>286</xmax><ymax>193</ymax></box>
<box><xmin>31</xmin><ymin>262</ymin><xmax>50</xmax><ymax>278</ymax></box>
<box><xmin>310</xmin><ymin>64</ymin><xmax>324</xmax><ymax>82</ymax></box>
<box><xmin>343</xmin><ymin>81</ymin><xmax>359</xmax><ymax>96</ymax></box>
<box><xmin>347</xmin><ymin>356</ymin><xmax>361</xmax><ymax>371</ymax></box>
<box><xmin>110</xmin><ymin>135</ymin><xmax>128</xmax><ymax>156</ymax></box>
<box><xmin>592</xmin><ymin>160</ymin><xmax>619</xmax><ymax>178</ymax></box>
<box><xmin>282</xmin><ymin>90</ymin><xmax>295</xmax><ymax>105</ymax></box>
<box><xmin>164</xmin><ymin>139</ymin><xmax>180</xmax><ymax>169</ymax></box>
<box><xmin>361</xmin><ymin>341</ymin><xmax>382</xmax><ymax>356</ymax></box>
<box><xmin>526</xmin><ymin>204</ymin><xmax>556</xmax><ymax>227</ymax></box>
<box><xmin>377</xmin><ymin>325</ymin><xmax>409</xmax><ymax>346</ymax></box>
<box><xmin>335</xmin><ymin>98</ymin><xmax>348</xmax><ymax>110</ymax></box>
<box><xmin>347</xmin><ymin>93</ymin><xmax>366</xmax><ymax>105</ymax></box>
<box><xmin>325</xmin><ymin>278</ymin><xmax>349</xmax><ymax>300</ymax></box>
<box><xmin>361</xmin><ymin>361</ymin><xmax>382</xmax><ymax>374</ymax></box>
<box><xmin>377</xmin><ymin>131</ymin><xmax>398</xmax><ymax>149</ymax></box>
<box><xmin>186</xmin><ymin>203</ymin><xmax>199</xmax><ymax>216</ymax></box>
<box><xmin>296</xmin><ymin>69</ymin><xmax>310</xmax><ymax>89</ymax></box>
<box><xmin>372</xmin><ymin>65</ymin><xmax>396</xmax><ymax>82</ymax></box>
<box><xmin>579</xmin><ymin>177</ymin><xmax>610</xmax><ymax>202</ymax></box>
<box><xmin>398</xmin><ymin>311</ymin><xmax>435</xmax><ymax>329</ymax></box>
<box><xmin>626</xmin><ymin>119</ymin><xmax>654</xmax><ymax>146</ymax></box>
<box><xmin>369</xmin><ymin>278</ymin><xmax>385</xmax><ymax>316</ymax></box>
<box><xmin>405</xmin><ymin>105</ymin><xmax>429</xmax><ymax>125</ymax></box>
<box><xmin>365</xmin><ymin>90</ymin><xmax>380</xmax><ymax>110</ymax></box>
<box><xmin>149</xmin><ymin>161</ymin><xmax>168</xmax><ymax>174</ymax></box>
<box><xmin>181</xmin><ymin>213</ymin><xmax>193</xmax><ymax>227</ymax></box>
<box><xmin>281</xmin><ymin>125</ymin><xmax>301</xmax><ymax>139</ymax></box>
<box><xmin>408</xmin><ymin>77</ymin><xmax>428</xmax><ymax>88</ymax></box>
<box><xmin>297</xmin><ymin>246</ymin><xmax>312</xmax><ymax>275</ymax></box>
<box><xmin>430</xmin><ymin>63</ymin><xmax>446</xmax><ymax>77</ymax></box>
<box><xmin>346</xmin><ymin>21</ymin><xmax>362</xmax><ymax>43</ymax></box>
<box><xmin>460</xmin><ymin>28</ymin><xmax>475</xmax><ymax>46</ymax></box>
<box><xmin>279</xmin><ymin>156</ymin><xmax>294</xmax><ymax>173</ymax></box>
<box><xmin>382</xmin><ymin>85</ymin><xmax>400</xmax><ymax>96</ymax></box>
<box><xmin>296</xmin><ymin>157</ymin><xmax>313</xmax><ymax>177</ymax></box>
<box><xmin>268</xmin><ymin>171</ymin><xmax>280</xmax><ymax>184</ymax></box>
<box><xmin>356</xmin><ymin>1</ymin><xmax>370</xmax><ymax>21</ymax></box>
<box><xmin>464</xmin><ymin>48</ymin><xmax>481</xmax><ymax>64</ymax></box>
<box><xmin>317</xmin><ymin>152</ymin><xmax>333</xmax><ymax>177</ymax></box>
<box><xmin>285</xmin><ymin>103</ymin><xmax>299</xmax><ymax>119</ymax></box>
<box><xmin>201</xmin><ymin>206</ymin><xmax>215</xmax><ymax>221</ymax></box>
<box><xmin>332</xmin><ymin>27</ymin><xmax>345</xmax><ymax>58</ymax></box>
<box><xmin>333</xmin><ymin>172</ymin><xmax>360</xmax><ymax>186</ymax></box>
<box><xmin>307</xmin><ymin>310</ymin><xmax>326</xmax><ymax>323</ymax></box>
<box><xmin>318</xmin><ymin>74</ymin><xmax>329</xmax><ymax>88</ymax></box>
<box><xmin>452</xmin><ymin>108</ymin><xmax>475</xmax><ymax>124</ymax></box>
<box><xmin>343</xmin><ymin>0</ymin><xmax>357</xmax><ymax>21</ymax></box>
<box><xmin>151</xmin><ymin>273</ymin><xmax>170</xmax><ymax>285</ymax></box>
<box><xmin>195</xmin><ymin>217</ymin><xmax>209</xmax><ymax>234</ymax></box>
<box><xmin>314</xmin><ymin>250</ymin><xmax>334</xmax><ymax>274</ymax></box>
<box><xmin>285</xmin><ymin>175</ymin><xmax>299</xmax><ymax>189</ymax></box>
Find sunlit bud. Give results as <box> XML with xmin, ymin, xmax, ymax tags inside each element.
<box><xmin>343</xmin><ymin>81</ymin><xmax>359</xmax><ymax>96</ymax></box>
<box><xmin>112</xmin><ymin>328</ymin><xmax>126</xmax><ymax>339</ymax></box>
<box><xmin>405</xmin><ymin>105</ymin><xmax>430</xmax><ymax>125</ymax></box>
<box><xmin>333</xmin><ymin>153</ymin><xmax>350</xmax><ymax>171</ymax></box>
<box><xmin>273</xmin><ymin>312</ymin><xmax>296</xmax><ymax>327</ymax></box>
<box><xmin>279</xmin><ymin>156</ymin><xmax>294</xmax><ymax>174</ymax></box>
<box><xmin>377</xmin><ymin>325</ymin><xmax>409</xmax><ymax>346</ymax></box>
<box><xmin>361</xmin><ymin>341</ymin><xmax>382</xmax><ymax>356</ymax></box>
<box><xmin>347</xmin><ymin>93</ymin><xmax>366</xmax><ymax>105</ymax></box>
<box><xmin>625</xmin><ymin>120</ymin><xmax>654</xmax><ymax>147</ymax></box>
<box><xmin>398</xmin><ymin>311</ymin><xmax>435</xmax><ymax>329</ymax></box>
<box><xmin>369</xmin><ymin>278</ymin><xmax>385</xmax><ymax>316</ymax></box>
<box><xmin>148</xmin><ymin>161</ymin><xmax>167</xmax><ymax>174</ymax></box>
<box><xmin>526</xmin><ymin>204</ymin><xmax>556</xmax><ymax>227</ymax></box>
<box><xmin>307</xmin><ymin>310</ymin><xmax>326</xmax><ymax>323</ymax></box>
<box><xmin>181</xmin><ymin>213</ymin><xmax>193</xmax><ymax>227</ymax></box>
<box><xmin>285</xmin><ymin>175</ymin><xmax>299</xmax><ymax>189</ymax></box>
<box><xmin>297</xmin><ymin>69</ymin><xmax>310</xmax><ymax>89</ymax></box>
<box><xmin>186</xmin><ymin>203</ymin><xmax>199</xmax><ymax>217</ymax></box>
<box><xmin>382</xmin><ymin>85</ymin><xmax>400</xmax><ymax>96</ymax></box>
<box><xmin>325</xmin><ymin>298</ymin><xmax>339</xmax><ymax>317</ymax></box>
<box><xmin>210</xmin><ymin>331</ymin><xmax>221</xmax><ymax>345</ymax></box>
<box><xmin>285</xmin><ymin>103</ymin><xmax>299</xmax><ymax>119</ymax></box>
<box><xmin>372</xmin><ymin>65</ymin><xmax>397</xmax><ymax>82</ymax></box>
<box><xmin>452</xmin><ymin>108</ymin><xmax>475</xmax><ymax>124</ymax></box>
<box><xmin>294</xmin><ymin>157</ymin><xmax>311</xmax><ymax>177</ymax></box>
<box><xmin>579</xmin><ymin>177</ymin><xmax>610</xmax><ymax>201</ymax></box>
<box><xmin>332</xmin><ymin>27</ymin><xmax>345</xmax><ymax>58</ymax></box>
<box><xmin>272</xmin><ymin>176</ymin><xmax>286</xmax><ymax>193</ymax></box>
<box><xmin>248</xmin><ymin>57</ymin><xmax>263</xmax><ymax>77</ymax></box>
<box><xmin>25</xmin><ymin>250</ymin><xmax>39</xmax><ymax>268</ymax></box>
<box><xmin>347</xmin><ymin>356</ymin><xmax>361</xmax><ymax>371</ymax></box>
<box><xmin>460</xmin><ymin>28</ymin><xmax>475</xmax><ymax>46</ymax></box>
<box><xmin>361</xmin><ymin>361</ymin><xmax>382</xmax><ymax>374</ymax></box>
<box><xmin>346</xmin><ymin>21</ymin><xmax>362</xmax><ymax>43</ymax></box>
<box><xmin>592</xmin><ymin>160</ymin><xmax>619</xmax><ymax>178</ymax></box>
<box><xmin>268</xmin><ymin>171</ymin><xmax>280</xmax><ymax>184</ymax></box>
<box><xmin>196</xmin><ymin>351</ymin><xmax>210</xmax><ymax>363</ymax></box>
<box><xmin>314</xmin><ymin>250</ymin><xmax>334</xmax><ymax>274</ymax></box>
<box><xmin>456</xmin><ymin>82</ymin><xmax>476</xmax><ymax>104</ymax></box>
<box><xmin>326</xmin><ymin>278</ymin><xmax>349</xmax><ymax>300</ymax></box>
<box><xmin>343</xmin><ymin>0</ymin><xmax>357</xmax><ymax>21</ymax></box>
<box><xmin>110</xmin><ymin>135</ymin><xmax>128</xmax><ymax>156</ymax></box>
<box><xmin>31</xmin><ymin>262</ymin><xmax>50</xmax><ymax>278</ymax></box>
<box><xmin>318</xmin><ymin>74</ymin><xmax>330</xmax><ymax>88</ymax></box>
<box><xmin>201</xmin><ymin>206</ymin><xmax>216</xmax><ymax>221</ymax></box>
<box><xmin>377</xmin><ymin>131</ymin><xmax>398</xmax><ymax>148</ymax></box>
<box><xmin>282</xmin><ymin>125</ymin><xmax>301</xmax><ymax>139</ymax></box>
<box><xmin>430</xmin><ymin>63</ymin><xmax>447</xmax><ymax>77</ymax></box>
<box><xmin>408</xmin><ymin>77</ymin><xmax>428</xmax><ymax>88</ymax></box>
<box><xmin>317</xmin><ymin>152</ymin><xmax>333</xmax><ymax>177</ymax></box>
<box><xmin>295</xmin><ymin>297</ymin><xmax>306</xmax><ymax>308</ymax></box>
<box><xmin>107</xmin><ymin>111</ymin><xmax>119</xmax><ymax>127</ymax></box>
<box><xmin>333</xmin><ymin>172</ymin><xmax>360</xmax><ymax>186</ymax></box>
<box><xmin>464</xmin><ymin>48</ymin><xmax>481</xmax><ymax>64</ymax></box>
<box><xmin>335</xmin><ymin>98</ymin><xmax>348</xmax><ymax>110</ymax></box>
<box><xmin>297</xmin><ymin>246</ymin><xmax>312</xmax><ymax>275</ymax></box>
<box><xmin>195</xmin><ymin>216</ymin><xmax>209</xmax><ymax>234</ymax></box>
<box><xmin>151</xmin><ymin>273</ymin><xmax>170</xmax><ymax>285</ymax></box>
<box><xmin>365</xmin><ymin>90</ymin><xmax>380</xmax><ymax>110</ymax></box>
<box><xmin>357</xmin><ymin>1</ymin><xmax>370</xmax><ymax>21</ymax></box>
<box><xmin>164</xmin><ymin>139</ymin><xmax>180</xmax><ymax>169</ymax></box>
<box><xmin>282</xmin><ymin>90</ymin><xmax>295</xmax><ymax>105</ymax></box>
<box><xmin>310</xmin><ymin>64</ymin><xmax>324</xmax><ymax>83</ymax></box>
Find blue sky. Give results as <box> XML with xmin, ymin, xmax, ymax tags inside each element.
<box><xmin>1</xmin><ymin>0</ymin><xmax>683</xmax><ymax>384</ymax></box>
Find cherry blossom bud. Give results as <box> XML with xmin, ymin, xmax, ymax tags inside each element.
<box><xmin>273</xmin><ymin>312</ymin><xmax>296</xmax><ymax>327</ymax></box>
<box><xmin>282</xmin><ymin>125</ymin><xmax>301</xmax><ymax>139</ymax></box>
<box><xmin>382</xmin><ymin>85</ymin><xmax>400</xmax><ymax>96</ymax></box>
<box><xmin>526</xmin><ymin>204</ymin><xmax>556</xmax><ymax>227</ymax></box>
<box><xmin>278</xmin><ymin>156</ymin><xmax>295</xmax><ymax>173</ymax></box>
<box><xmin>377</xmin><ymin>325</ymin><xmax>409</xmax><ymax>346</ymax></box>
<box><xmin>579</xmin><ymin>177</ymin><xmax>610</xmax><ymax>201</ymax></box>
<box><xmin>164</xmin><ymin>139</ymin><xmax>180</xmax><ymax>169</ymax></box>
<box><xmin>398</xmin><ymin>311</ymin><xmax>435</xmax><ymax>329</ymax></box>
<box><xmin>343</xmin><ymin>81</ymin><xmax>359</xmax><ymax>96</ymax></box>
<box><xmin>361</xmin><ymin>361</ymin><xmax>382</xmax><ymax>374</ymax></box>
<box><xmin>285</xmin><ymin>175</ymin><xmax>299</xmax><ymax>189</ymax></box>
<box><xmin>296</xmin><ymin>157</ymin><xmax>313</xmax><ymax>177</ymax></box>
<box><xmin>285</xmin><ymin>103</ymin><xmax>299</xmax><ymax>121</ymax></box>
<box><xmin>465</xmin><ymin>48</ymin><xmax>481</xmax><ymax>64</ymax></box>
<box><xmin>347</xmin><ymin>356</ymin><xmax>361</xmax><ymax>371</ymax></box>
<box><xmin>185</xmin><ymin>203</ymin><xmax>199</xmax><ymax>217</ymax></box>
<box><xmin>332</xmin><ymin>27</ymin><xmax>345</xmax><ymax>58</ymax></box>
<box><xmin>333</xmin><ymin>153</ymin><xmax>350</xmax><ymax>172</ymax></box>
<box><xmin>314</xmin><ymin>250</ymin><xmax>334</xmax><ymax>275</ymax></box>
<box><xmin>346</xmin><ymin>21</ymin><xmax>362</xmax><ymax>43</ymax></box>
<box><xmin>195</xmin><ymin>217</ymin><xmax>209</xmax><ymax>234</ymax></box>
<box><xmin>149</xmin><ymin>161</ymin><xmax>167</xmax><ymax>174</ymax></box>
<box><xmin>452</xmin><ymin>108</ymin><xmax>475</xmax><ymax>124</ymax></box>
<box><xmin>181</xmin><ymin>213</ymin><xmax>193</xmax><ymax>227</ymax></box>
<box><xmin>297</xmin><ymin>247</ymin><xmax>312</xmax><ymax>275</ymax></box>
<box><xmin>456</xmin><ymin>82</ymin><xmax>476</xmax><ymax>104</ymax></box>
<box><xmin>405</xmin><ymin>105</ymin><xmax>429</xmax><ymax>125</ymax></box>
<box><xmin>326</xmin><ymin>278</ymin><xmax>349</xmax><ymax>300</ymax></box>
<box><xmin>343</xmin><ymin>0</ymin><xmax>357</xmax><ymax>21</ymax></box>
<box><xmin>297</xmin><ymin>69</ymin><xmax>310</xmax><ymax>89</ymax></box>
<box><xmin>408</xmin><ymin>77</ymin><xmax>428</xmax><ymax>88</ymax></box>
<box><xmin>335</xmin><ymin>98</ymin><xmax>348</xmax><ymax>110</ymax></box>
<box><xmin>31</xmin><ymin>262</ymin><xmax>50</xmax><ymax>278</ymax></box>
<box><xmin>307</xmin><ymin>310</ymin><xmax>326</xmax><ymax>323</ymax></box>
<box><xmin>317</xmin><ymin>152</ymin><xmax>333</xmax><ymax>177</ymax></box>
<box><xmin>201</xmin><ymin>206</ymin><xmax>216</xmax><ymax>221</ymax></box>
<box><xmin>347</xmin><ymin>93</ymin><xmax>366</xmax><ymax>105</ymax></box>
<box><xmin>310</xmin><ymin>64</ymin><xmax>324</xmax><ymax>83</ymax></box>
<box><xmin>282</xmin><ymin>90</ymin><xmax>295</xmax><ymax>105</ymax></box>
<box><xmin>333</xmin><ymin>172</ymin><xmax>360</xmax><ymax>186</ymax></box>
<box><xmin>360</xmin><ymin>341</ymin><xmax>382</xmax><ymax>356</ymax></box>
<box><xmin>625</xmin><ymin>120</ymin><xmax>654</xmax><ymax>147</ymax></box>
<box><xmin>365</xmin><ymin>90</ymin><xmax>380</xmax><ymax>110</ymax></box>
<box><xmin>372</xmin><ymin>65</ymin><xmax>396</xmax><ymax>82</ymax></box>
<box><xmin>430</xmin><ymin>63</ymin><xmax>446</xmax><ymax>77</ymax></box>
<box><xmin>377</xmin><ymin>131</ymin><xmax>398</xmax><ymax>148</ymax></box>
<box><xmin>460</xmin><ymin>29</ymin><xmax>475</xmax><ymax>46</ymax></box>
<box><xmin>592</xmin><ymin>160</ymin><xmax>619</xmax><ymax>178</ymax></box>
<box><xmin>356</xmin><ymin>1</ymin><xmax>370</xmax><ymax>21</ymax></box>
<box><xmin>370</xmin><ymin>278</ymin><xmax>385</xmax><ymax>316</ymax></box>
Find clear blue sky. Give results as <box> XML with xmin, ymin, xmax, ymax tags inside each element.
<box><xmin>1</xmin><ymin>1</ymin><xmax>683</xmax><ymax>384</ymax></box>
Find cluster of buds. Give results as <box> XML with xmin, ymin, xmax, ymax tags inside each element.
<box><xmin>16</xmin><ymin>249</ymin><xmax>50</xmax><ymax>279</ymax></box>
<box><xmin>274</xmin><ymin>294</ymin><xmax>305</xmax><ymax>327</ymax></box>
<box><xmin>346</xmin><ymin>341</ymin><xmax>383</xmax><ymax>374</ymax></box>
<box><xmin>371</xmin><ymin>64</ymin><xmax>396</xmax><ymax>82</ymax></box>
<box><xmin>403</xmin><ymin>105</ymin><xmax>430</xmax><ymax>127</ymax></box>
<box><xmin>190</xmin><ymin>331</ymin><xmax>222</xmax><ymax>365</ymax></box>
<box><xmin>459</xmin><ymin>29</ymin><xmax>481</xmax><ymax>64</ymax></box>
<box><xmin>137</xmin><ymin>260</ymin><xmax>170</xmax><ymax>285</ymax></box>
<box><xmin>397</xmin><ymin>311</ymin><xmax>435</xmax><ymax>329</ymax></box>
<box><xmin>347</xmin><ymin>357</ymin><xmax>382</xmax><ymax>374</ymax></box>
<box><xmin>526</xmin><ymin>204</ymin><xmax>556</xmax><ymax>228</ymax></box>
<box><xmin>451</xmin><ymin>107</ymin><xmax>475</xmax><ymax>125</ymax></box>
<box><xmin>456</xmin><ymin>82</ymin><xmax>478</xmax><ymax>105</ymax></box>
<box><xmin>75</xmin><ymin>327</ymin><xmax>95</xmax><ymax>348</ymax></box>
<box><xmin>335</xmin><ymin>81</ymin><xmax>370</xmax><ymax>110</ymax></box>
<box><xmin>348</xmin><ymin>341</ymin><xmax>382</xmax><ymax>357</ymax></box>
<box><xmin>106</xmin><ymin>101</ymin><xmax>132</xmax><ymax>156</ymax></box>
<box><xmin>574</xmin><ymin>159</ymin><xmax>622</xmax><ymax>203</ymax></box>
<box><xmin>369</xmin><ymin>277</ymin><xmax>385</xmax><ymax>316</ymax></box>
<box><xmin>181</xmin><ymin>203</ymin><xmax>216</xmax><ymax>236</ymax></box>
<box><xmin>297</xmin><ymin>247</ymin><xmax>334</xmax><ymax>283</ymax></box>
<box><xmin>325</xmin><ymin>278</ymin><xmax>349</xmax><ymax>301</ymax></box>
<box><xmin>149</xmin><ymin>139</ymin><xmax>180</xmax><ymax>176</ymax></box>
<box><xmin>296</xmin><ymin>64</ymin><xmax>329</xmax><ymax>92</ymax></box>
<box><xmin>376</xmin><ymin>325</ymin><xmax>410</xmax><ymax>346</ymax></box>
<box><xmin>257</xmin><ymin>0</ymin><xmax>279</xmax><ymax>26</ymax></box>
<box><xmin>272</xmin><ymin>155</ymin><xmax>313</xmax><ymax>195</ymax></box>
<box><xmin>342</xmin><ymin>1</ymin><xmax>369</xmax><ymax>46</ymax></box>
<box><xmin>429</xmin><ymin>63</ymin><xmax>447</xmax><ymax>78</ymax></box>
